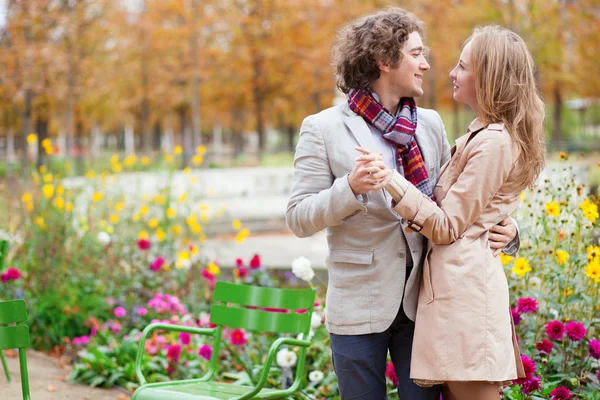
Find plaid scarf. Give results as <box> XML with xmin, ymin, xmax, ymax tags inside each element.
<box><xmin>347</xmin><ymin>88</ymin><xmax>434</xmax><ymax>199</ymax></box>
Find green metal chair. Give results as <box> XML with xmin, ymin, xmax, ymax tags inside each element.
<box><xmin>132</xmin><ymin>282</ymin><xmax>316</xmax><ymax>400</ymax></box>
<box><xmin>0</xmin><ymin>239</ymin><xmax>14</xmax><ymax>384</ymax></box>
<box><xmin>0</xmin><ymin>299</ymin><xmax>31</xmax><ymax>400</ymax></box>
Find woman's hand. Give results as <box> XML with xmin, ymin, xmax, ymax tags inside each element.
<box><xmin>354</xmin><ymin>146</ymin><xmax>394</xmax><ymax>187</ymax></box>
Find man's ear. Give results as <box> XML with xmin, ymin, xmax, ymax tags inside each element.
<box><xmin>377</xmin><ymin>60</ymin><xmax>390</xmax><ymax>73</ymax></box>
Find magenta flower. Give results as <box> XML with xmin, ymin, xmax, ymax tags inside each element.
<box><xmin>546</xmin><ymin>320</ymin><xmax>565</xmax><ymax>340</ymax></box>
<box><xmin>1</xmin><ymin>267</ymin><xmax>22</xmax><ymax>283</ymax></box>
<box><xmin>72</xmin><ymin>336</ymin><xmax>90</xmax><ymax>346</ymax></box>
<box><xmin>235</xmin><ymin>258</ymin><xmax>244</xmax><ymax>267</ymax></box>
<box><xmin>249</xmin><ymin>254</ymin><xmax>261</xmax><ymax>269</ymax></box>
<box><xmin>514</xmin><ymin>355</ymin><xmax>537</xmax><ymax>385</ymax></box>
<box><xmin>511</xmin><ymin>308</ymin><xmax>522</xmax><ymax>326</ymax></box>
<box><xmin>166</xmin><ymin>344</ymin><xmax>181</xmax><ymax>362</ymax></box>
<box><xmin>230</xmin><ymin>328</ymin><xmax>247</xmax><ymax>346</ymax></box>
<box><xmin>179</xmin><ymin>332</ymin><xmax>191</xmax><ymax>345</ymax></box>
<box><xmin>385</xmin><ymin>361</ymin><xmax>398</xmax><ymax>387</ymax></box>
<box><xmin>201</xmin><ymin>269</ymin><xmax>214</xmax><ymax>281</ymax></box>
<box><xmin>235</xmin><ymin>267</ymin><xmax>249</xmax><ymax>279</ymax></box>
<box><xmin>114</xmin><ymin>306</ymin><xmax>126</xmax><ymax>318</ymax></box>
<box><xmin>521</xmin><ymin>376</ymin><xmax>541</xmax><ymax>395</ymax></box>
<box><xmin>516</xmin><ymin>298</ymin><xmax>538</xmax><ymax>314</ymax></box>
<box><xmin>199</xmin><ymin>344</ymin><xmax>212</xmax><ymax>360</ymax></box>
<box><xmin>111</xmin><ymin>322</ymin><xmax>122</xmax><ymax>334</ymax></box>
<box><xmin>536</xmin><ymin>339</ymin><xmax>554</xmax><ymax>354</ymax></box>
<box><xmin>550</xmin><ymin>386</ymin><xmax>572</xmax><ymax>400</ymax></box>
<box><xmin>565</xmin><ymin>321</ymin><xmax>586</xmax><ymax>341</ymax></box>
<box><xmin>589</xmin><ymin>339</ymin><xmax>600</xmax><ymax>359</ymax></box>
<box><xmin>149</xmin><ymin>257</ymin><xmax>165</xmax><ymax>272</ymax></box>
<box><xmin>137</xmin><ymin>238</ymin><xmax>151</xmax><ymax>251</ymax></box>
<box><xmin>137</xmin><ymin>307</ymin><xmax>148</xmax><ymax>316</ymax></box>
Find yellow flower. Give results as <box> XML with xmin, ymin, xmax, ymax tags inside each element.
<box><xmin>148</xmin><ymin>218</ymin><xmax>160</xmax><ymax>228</ymax></box>
<box><xmin>166</xmin><ymin>208</ymin><xmax>177</xmax><ymax>218</ymax></box>
<box><xmin>86</xmin><ymin>171</ymin><xmax>97</xmax><ymax>179</ymax></box>
<box><xmin>153</xmin><ymin>195</ymin><xmax>166</xmax><ymax>205</ymax></box>
<box><xmin>123</xmin><ymin>154</ymin><xmax>137</xmax><ymax>167</ymax></box>
<box><xmin>43</xmin><ymin>173</ymin><xmax>53</xmax><ymax>183</ymax></box>
<box><xmin>110</xmin><ymin>154</ymin><xmax>119</xmax><ymax>164</ymax></box>
<box><xmin>183</xmin><ymin>167</ymin><xmax>191</xmax><ymax>175</ymax></box>
<box><xmin>191</xmin><ymin>224</ymin><xmax>202</xmax><ymax>235</ymax></box>
<box><xmin>190</xmin><ymin>245</ymin><xmax>199</xmax><ymax>256</ymax></box>
<box><xmin>138</xmin><ymin>231</ymin><xmax>149</xmax><ymax>239</ymax></box>
<box><xmin>170</xmin><ymin>224</ymin><xmax>182</xmax><ymax>236</ymax></box>
<box><xmin>176</xmin><ymin>251</ymin><xmax>191</xmax><ymax>269</ymax></box>
<box><xmin>155</xmin><ymin>228</ymin><xmax>166</xmax><ymax>242</ymax></box>
<box><xmin>92</xmin><ymin>192</ymin><xmax>103</xmax><ymax>203</ymax></box>
<box><xmin>164</xmin><ymin>154</ymin><xmax>174</xmax><ymax>164</ymax></box>
<box><xmin>27</xmin><ymin>133</ymin><xmax>37</xmax><ymax>144</ymax></box>
<box><xmin>140</xmin><ymin>205</ymin><xmax>149</xmax><ymax>215</ymax></box>
<box><xmin>114</xmin><ymin>202</ymin><xmax>125</xmax><ymax>212</ymax></box>
<box><xmin>21</xmin><ymin>193</ymin><xmax>32</xmax><ymax>203</ymax></box>
<box><xmin>141</xmin><ymin>156</ymin><xmax>151</xmax><ymax>166</ymax></box>
<box><xmin>178</xmin><ymin>193</ymin><xmax>188</xmax><ymax>203</ymax></box>
<box><xmin>545</xmin><ymin>202</ymin><xmax>560</xmax><ymax>217</ymax></box>
<box><xmin>53</xmin><ymin>197</ymin><xmax>65</xmax><ymax>210</ymax></box>
<box><xmin>196</xmin><ymin>145</ymin><xmax>206</xmax><ymax>155</ymax></box>
<box><xmin>34</xmin><ymin>216</ymin><xmax>45</xmax><ymax>228</ymax></box>
<box><xmin>56</xmin><ymin>186</ymin><xmax>64</xmax><ymax>196</ymax></box>
<box><xmin>559</xmin><ymin>152</ymin><xmax>568</xmax><ymax>160</ymax></box>
<box><xmin>207</xmin><ymin>262</ymin><xmax>221</xmax><ymax>276</ymax></box>
<box><xmin>173</xmin><ymin>145</ymin><xmax>183</xmax><ymax>155</ymax></box>
<box><xmin>236</xmin><ymin>228</ymin><xmax>250</xmax><ymax>243</ymax></box>
<box><xmin>109</xmin><ymin>214</ymin><xmax>119</xmax><ymax>224</ymax></box>
<box><xmin>25</xmin><ymin>202</ymin><xmax>33</xmax><ymax>212</ymax></box>
<box><xmin>163</xmin><ymin>264</ymin><xmax>172</xmax><ymax>272</ymax></box>
<box><xmin>500</xmin><ymin>253</ymin><xmax>514</xmax><ymax>266</ymax></box>
<box><xmin>192</xmin><ymin>155</ymin><xmax>204</xmax><ymax>165</ymax></box>
<box><xmin>564</xmin><ymin>288</ymin><xmax>573</xmax><ymax>296</ymax></box>
<box><xmin>520</xmin><ymin>192</ymin><xmax>525</xmax><ymax>202</ymax></box>
<box><xmin>39</xmin><ymin>165</ymin><xmax>47</xmax><ymax>174</ymax></box>
<box><xmin>511</xmin><ymin>257</ymin><xmax>531</xmax><ymax>278</ymax></box>
<box><xmin>588</xmin><ymin>245</ymin><xmax>600</xmax><ymax>263</ymax></box>
<box><xmin>41</xmin><ymin>138</ymin><xmax>52</xmax><ymax>148</ymax></box>
<box><xmin>65</xmin><ymin>202</ymin><xmax>73</xmax><ymax>212</ymax></box>
<box><xmin>585</xmin><ymin>259</ymin><xmax>600</xmax><ymax>283</ymax></box>
<box><xmin>200</xmin><ymin>212</ymin><xmax>209</xmax><ymax>222</ymax></box>
<box><xmin>112</xmin><ymin>163</ymin><xmax>122</xmax><ymax>173</ymax></box>
<box><xmin>42</xmin><ymin>184</ymin><xmax>54</xmax><ymax>199</ymax></box>
<box><xmin>45</xmin><ymin>145</ymin><xmax>55</xmax><ymax>155</ymax></box>
<box><xmin>190</xmin><ymin>177</ymin><xmax>198</xmax><ymax>183</ymax></box>
<box><xmin>580</xmin><ymin>198</ymin><xmax>599</xmax><ymax>223</ymax></box>
<box><xmin>555</xmin><ymin>250</ymin><xmax>570</xmax><ymax>265</ymax></box>
<box><xmin>232</xmin><ymin>219</ymin><xmax>242</xmax><ymax>230</ymax></box>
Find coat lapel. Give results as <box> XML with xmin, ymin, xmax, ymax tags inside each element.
<box><xmin>342</xmin><ymin>103</ymin><xmax>378</xmax><ymax>150</ymax></box>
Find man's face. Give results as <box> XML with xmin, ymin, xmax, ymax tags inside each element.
<box><xmin>386</xmin><ymin>31</ymin><xmax>430</xmax><ymax>98</ymax></box>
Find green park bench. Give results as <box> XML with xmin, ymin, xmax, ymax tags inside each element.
<box><xmin>0</xmin><ymin>299</ymin><xmax>31</xmax><ymax>400</ymax></box>
<box><xmin>132</xmin><ymin>282</ymin><xmax>316</xmax><ymax>400</ymax></box>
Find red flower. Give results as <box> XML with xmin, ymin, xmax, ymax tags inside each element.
<box><xmin>137</xmin><ymin>238</ymin><xmax>151</xmax><ymax>251</ymax></box>
<box><xmin>235</xmin><ymin>258</ymin><xmax>244</xmax><ymax>267</ymax></box>
<box><xmin>536</xmin><ymin>339</ymin><xmax>554</xmax><ymax>354</ymax></box>
<box><xmin>514</xmin><ymin>355</ymin><xmax>537</xmax><ymax>385</ymax></box>
<box><xmin>589</xmin><ymin>339</ymin><xmax>600</xmax><ymax>359</ymax></box>
<box><xmin>249</xmin><ymin>254</ymin><xmax>261</xmax><ymax>269</ymax></box>
<box><xmin>166</xmin><ymin>344</ymin><xmax>181</xmax><ymax>362</ymax></box>
<box><xmin>385</xmin><ymin>361</ymin><xmax>398</xmax><ymax>386</ymax></box>
<box><xmin>179</xmin><ymin>332</ymin><xmax>191</xmax><ymax>345</ymax></box>
<box><xmin>516</xmin><ymin>298</ymin><xmax>538</xmax><ymax>314</ymax></box>
<box><xmin>201</xmin><ymin>269</ymin><xmax>214</xmax><ymax>281</ymax></box>
<box><xmin>550</xmin><ymin>386</ymin><xmax>572</xmax><ymax>400</ymax></box>
<box><xmin>149</xmin><ymin>257</ymin><xmax>165</xmax><ymax>272</ymax></box>
<box><xmin>545</xmin><ymin>320</ymin><xmax>565</xmax><ymax>341</ymax></box>
<box><xmin>565</xmin><ymin>321</ymin><xmax>586</xmax><ymax>341</ymax></box>
<box><xmin>511</xmin><ymin>308</ymin><xmax>522</xmax><ymax>326</ymax></box>
<box><xmin>199</xmin><ymin>344</ymin><xmax>212</xmax><ymax>360</ymax></box>
<box><xmin>230</xmin><ymin>328</ymin><xmax>247</xmax><ymax>346</ymax></box>
<box><xmin>521</xmin><ymin>376</ymin><xmax>541</xmax><ymax>395</ymax></box>
<box><xmin>1</xmin><ymin>267</ymin><xmax>21</xmax><ymax>283</ymax></box>
<box><xmin>234</xmin><ymin>267</ymin><xmax>248</xmax><ymax>279</ymax></box>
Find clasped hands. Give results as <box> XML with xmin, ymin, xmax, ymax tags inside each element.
<box><xmin>348</xmin><ymin>146</ymin><xmax>517</xmax><ymax>255</ymax></box>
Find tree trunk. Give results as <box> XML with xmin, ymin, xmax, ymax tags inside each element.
<box><xmin>286</xmin><ymin>124</ymin><xmax>295</xmax><ymax>151</ymax></box>
<box><xmin>452</xmin><ymin>99</ymin><xmax>460</xmax><ymax>140</ymax></box>
<box><xmin>66</xmin><ymin>40</ymin><xmax>76</xmax><ymax>157</ymax></box>
<box><xmin>75</xmin><ymin>118</ymin><xmax>84</xmax><ymax>175</ymax></box>
<box><xmin>252</xmin><ymin>55</ymin><xmax>266</xmax><ymax>155</ymax></box>
<box><xmin>189</xmin><ymin>0</ymin><xmax>202</xmax><ymax>149</ymax></box>
<box><xmin>20</xmin><ymin>90</ymin><xmax>34</xmax><ymax>167</ymax></box>
<box><xmin>35</xmin><ymin>115</ymin><xmax>49</xmax><ymax>169</ymax></box>
<box><xmin>153</xmin><ymin>121</ymin><xmax>161</xmax><ymax>151</ymax></box>
<box><xmin>553</xmin><ymin>84</ymin><xmax>563</xmax><ymax>149</ymax></box>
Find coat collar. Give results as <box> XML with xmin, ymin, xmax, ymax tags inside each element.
<box><xmin>341</xmin><ymin>102</ymin><xmax>377</xmax><ymax>149</ymax></box>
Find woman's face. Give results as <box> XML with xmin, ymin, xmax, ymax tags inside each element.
<box><xmin>449</xmin><ymin>41</ymin><xmax>477</xmax><ymax>112</ymax></box>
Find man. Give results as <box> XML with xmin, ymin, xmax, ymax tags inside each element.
<box><xmin>286</xmin><ymin>8</ymin><xmax>519</xmax><ymax>399</ymax></box>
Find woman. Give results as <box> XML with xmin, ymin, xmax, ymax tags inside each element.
<box><xmin>358</xmin><ymin>26</ymin><xmax>545</xmax><ymax>400</ymax></box>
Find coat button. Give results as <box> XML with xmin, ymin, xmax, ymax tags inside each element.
<box><xmin>398</xmin><ymin>251</ymin><xmax>406</xmax><ymax>258</ymax></box>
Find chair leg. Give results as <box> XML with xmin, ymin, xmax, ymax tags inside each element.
<box><xmin>19</xmin><ymin>348</ymin><xmax>30</xmax><ymax>400</ymax></box>
<box><xmin>0</xmin><ymin>350</ymin><xmax>10</xmax><ymax>382</ymax></box>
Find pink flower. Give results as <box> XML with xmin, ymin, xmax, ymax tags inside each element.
<box><xmin>514</xmin><ymin>355</ymin><xmax>536</xmax><ymax>385</ymax></box>
<box><xmin>166</xmin><ymin>344</ymin><xmax>181</xmax><ymax>362</ymax></box>
<box><xmin>597</xmin><ymin>369</ymin><xmax>600</xmax><ymax>381</ymax></box>
<box><xmin>114</xmin><ymin>306</ymin><xmax>126</xmax><ymax>318</ymax></box>
<box><xmin>565</xmin><ymin>321</ymin><xmax>586</xmax><ymax>341</ymax></box>
<box><xmin>149</xmin><ymin>257</ymin><xmax>165</xmax><ymax>271</ymax></box>
<box><xmin>589</xmin><ymin>339</ymin><xmax>600</xmax><ymax>359</ymax></box>
<box><xmin>111</xmin><ymin>322</ymin><xmax>122</xmax><ymax>334</ymax></box>
<box><xmin>72</xmin><ymin>336</ymin><xmax>90</xmax><ymax>346</ymax></box>
<box><xmin>137</xmin><ymin>307</ymin><xmax>148</xmax><ymax>316</ymax></box>
<box><xmin>235</xmin><ymin>258</ymin><xmax>244</xmax><ymax>267</ymax></box>
<box><xmin>511</xmin><ymin>308</ymin><xmax>522</xmax><ymax>326</ymax></box>
<box><xmin>230</xmin><ymin>328</ymin><xmax>247</xmax><ymax>346</ymax></box>
<box><xmin>146</xmin><ymin>343</ymin><xmax>158</xmax><ymax>355</ymax></box>
<box><xmin>536</xmin><ymin>339</ymin><xmax>554</xmax><ymax>354</ymax></box>
<box><xmin>385</xmin><ymin>361</ymin><xmax>398</xmax><ymax>386</ymax></box>
<box><xmin>516</xmin><ymin>298</ymin><xmax>538</xmax><ymax>314</ymax></box>
<box><xmin>201</xmin><ymin>269</ymin><xmax>214</xmax><ymax>281</ymax></box>
<box><xmin>1</xmin><ymin>267</ymin><xmax>21</xmax><ymax>283</ymax></box>
<box><xmin>249</xmin><ymin>254</ymin><xmax>261</xmax><ymax>269</ymax></box>
<box><xmin>199</xmin><ymin>344</ymin><xmax>212</xmax><ymax>360</ymax></box>
<box><xmin>179</xmin><ymin>332</ymin><xmax>191</xmax><ymax>345</ymax></box>
<box><xmin>546</xmin><ymin>320</ymin><xmax>565</xmax><ymax>340</ymax></box>
<box><xmin>137</xmin><ymin>238</ymin><xmax>151</xmax><ymax>251</ymax></box>
<box><xmin>550</xmin><ymin>386</ymin><xmax>572</xmax><ymax>400</ymax></box>
<box><xmin>0</xmin><ymin>273</ymin><xmax>7</xmax><ymax>283</ymax></box>
<box><xmin>521</xmin><ymin>376</ymin><xmax>541</xmax><ymax>395</ymax></box>
<box><xmin>235</xmin><ymin>267</ymin><xmax>249</xmax><ymax>279</ymax></box>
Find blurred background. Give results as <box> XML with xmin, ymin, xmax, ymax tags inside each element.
<box><xmin>0</xmin><ymin>0</ymin><xmax>598</xmax><ymax>174</ymax></box>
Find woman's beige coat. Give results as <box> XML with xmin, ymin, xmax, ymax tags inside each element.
<box><xmin>392</xmin><ymin>119</ymin><xmax>526</xmax><ymax>384</ymax></box>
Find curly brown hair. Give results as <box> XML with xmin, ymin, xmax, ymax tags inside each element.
<box><xmin>333</xmin><ymin>8</ymin><xmax>425</xmax><ymax>94</ymax></box>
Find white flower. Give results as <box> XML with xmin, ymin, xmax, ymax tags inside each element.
<box><xmin>309</xmin><ymin>370</ymin><xmax>324</xmax><ymax>383</ymax></box>
<box><xmin>276</xmin><ymin>348</ymin><xmax>297</xmax><ymax>369</ymax></box>
<box><xmin>292</xmin><ymin>256</ymin><xmax>314</xmax><ymax>282</ymax></box>
<box><xmin>529</xmin><ymin>276</ymin><xmax>542</xmax><ymax>288</ymax></box>
<box><xmin>0</xmin><ymin>229</ymin><xmax>11</xmax><ymax>241</ymax></box>
<box><xmin>97</xmin><ymin>231</ymin><xmax>111</xmax><ymax>245</ymax></box>
<box><xmin>311</xmin><ymin>312</ymin><xmax>322</xmax><ymax>329</ymax></box>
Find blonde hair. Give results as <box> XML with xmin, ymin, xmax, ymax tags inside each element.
<box><xmin>467</xmin><ymin>26</ymin><xmax>545</xmax><ymax>189</ymax></box>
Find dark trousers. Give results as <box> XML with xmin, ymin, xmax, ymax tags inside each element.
<box><xmin>330</xmin><ymin>305</ymin><xmax>442</xmax><ymax>400</ymax></box>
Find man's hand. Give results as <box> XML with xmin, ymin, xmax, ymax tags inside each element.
<box><xmin>348</xmin><ymin>147</ymin><xmax>391</xmax><ymax>195</ymax></box>
<box><xmin>489</xmin><ymin>217</ymin><xmax>517</xmax><ymax>256</ymax></box>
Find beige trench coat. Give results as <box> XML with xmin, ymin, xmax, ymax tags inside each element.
<box><xmin>392</xmin><ymin>119</ymin><xmax>526</xmax><ymax>384</ymax></box>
